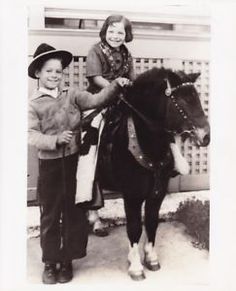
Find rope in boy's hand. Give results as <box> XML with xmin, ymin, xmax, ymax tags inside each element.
<box><xmin>57</xmin><ymin>130</ymin><xmax>73</xmax><ymax>145</ymax></box>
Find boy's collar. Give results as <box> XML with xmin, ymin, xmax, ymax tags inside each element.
<box><xmin>30</xmin><ymin>87</ymin><xmax>68</xmax><ymax>100</ymax></box>
<box><xmin>39</xmin><ymin>87</ymin><xmax>59</xmax><ymax>98</ymax></box>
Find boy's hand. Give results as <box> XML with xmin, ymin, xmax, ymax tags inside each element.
<box><xmin>57</xmin><ymin>130</ymin><xmax>73</xmax><ymax>145</ymax></box>
<box><xmin>116</xmin><ymin>77</ymin><xmax>131</xmax><ymax>88</ymax></box>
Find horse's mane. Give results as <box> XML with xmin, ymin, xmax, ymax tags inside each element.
<box><xmin>124</xmin><ymin>66</ymin><xmax>200</xmax><ymax>122</ymax></box>
<box><xmin>134</xmin><ymin>67</ymin><xmax>170</xmax><ymax>85</ymax></box>
<box><xmin>129</xmin><ymin>67</ymin><xmax>182</xmax><ymax>98</ymax></box>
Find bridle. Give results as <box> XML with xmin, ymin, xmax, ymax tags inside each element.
<box><xmin>119</xmin><ymin>79</ymin><xmax>198</xmax><ymax>136</ymax></box>
<box><xmin>164</xmin><ymin>79</ymin><xmax>197</xmax><ymax>136</ymax></box>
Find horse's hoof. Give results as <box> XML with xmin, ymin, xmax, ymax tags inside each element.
<box><xmin>144</xmin><ymin>259</ymin><xmax>161</xmax><ymax>271</ymax></box>
<box><xmin>128</xmin><ymin>271</ymin><xmax>146</xmax><ymax>281</ymax></box>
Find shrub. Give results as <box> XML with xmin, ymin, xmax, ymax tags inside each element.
<box><xmin>175</xmin><ymin>198</ymin><xmax>209</xmax><ymax>250</ymax></box>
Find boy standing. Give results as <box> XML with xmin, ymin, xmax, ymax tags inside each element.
<box><xmin>28</xmin><ymin>43</ymin><xmax>129</xmax><ymax>284</ymax></box>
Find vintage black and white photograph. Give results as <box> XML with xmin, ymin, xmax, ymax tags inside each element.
<box><xmin>26</xmin><ymin>1</ymin><xmax>211</xmax><ymax>285</ymax></box>
<box><xmin>1</xmin><ymin>1</ymin><xmax>236</xmax><ymax>291</ymax></box>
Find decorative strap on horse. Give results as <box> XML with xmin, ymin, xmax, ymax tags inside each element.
<box><xmin>128</xmin><ymin>116</ymin><xmax>155</xmax><ymax>171</ymax></box>
<box><xmin>127</xmin><ymin>116</ymin><xmax>167</xmax><ymax>196</ymax></box>
<box><xmin>165</xmin><ymin>79</ymin><xmax>194</xmax><ymax>97</ymax></box>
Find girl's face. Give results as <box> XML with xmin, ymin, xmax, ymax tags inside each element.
<box><xmin>36</xmin><ymin>58</ymin><xmax>63</xmax><ymax>90</ymax></box>
<box><xmin>105</xmin><ymin>22</ymin><xmax>126</xmax><ymax>48</ymax></box>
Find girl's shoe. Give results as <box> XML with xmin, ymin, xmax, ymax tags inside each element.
<box><xmin>57</xmin><ymin>262</ymin><xmax>73</xmax><ymax>283</ymax></box>
<box><xmin>42</xmin><ymin>263</ymin><xmax>57</xmax><ymax>284</ymax></box>
<box><xmin>93</xmin><ymin>219</ymin><xmax>109</xmax><ymax>237</ymax></box>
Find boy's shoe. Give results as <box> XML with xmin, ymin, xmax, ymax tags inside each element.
<box><xmin>57</xmin><ymin>262</ymin><xmax>73</xmax><ymax>283</ymax></box>
<box><xmin>42</xmin><ymin>263</ymin><xmax>57</xmax><ymax>284</ymax></box>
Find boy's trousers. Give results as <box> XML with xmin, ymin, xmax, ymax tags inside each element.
<box><xmin>37</xmin><ymin>153</ymin><xmax>89</xmax><ymax>263</ymax></box>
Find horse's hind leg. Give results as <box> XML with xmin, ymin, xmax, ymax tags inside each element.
<box><xmin>124</xmin><ymin>197</ymin><xmax>145</xmax><ymax>280</ymax></box>
<box><xmin>143</xmin><ymin>194</ymin><xmax>165</xmax><ymax>271</ymax></box>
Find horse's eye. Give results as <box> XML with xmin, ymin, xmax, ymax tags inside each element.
<box><xmin>183</xmin><ymin>88</ymin><xmax>197</xmax><ymax>103</ymax></box>
<box><xmin>184</xmin><ymin>94</ymin><xmax>193</xmax><ymax>102</ymax></box>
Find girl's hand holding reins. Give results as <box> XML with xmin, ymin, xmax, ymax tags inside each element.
<box><xmin>116</xmin><ymin>77</ymin><xmax>132</xmax><ymax>88</ymax></box>
<box><xmin>57</xmin><ymin>130</ymin><xmax>73</xmax><ymax>145</ymax></box>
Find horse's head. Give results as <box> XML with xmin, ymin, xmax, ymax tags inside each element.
<box><xmin>164</xmin><ymin>70</ymin><xmax>210</xmax><ymax>147</ymax></box>
<box><xmin>125</xmin><ymin>67</ymin><xmax>210</xmax><ymax>148</ymax></box>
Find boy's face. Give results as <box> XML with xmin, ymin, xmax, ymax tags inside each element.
<box><xmin>106</xmin><ymin>22</ymin><xmax>126</xmax><ymax>48</ymax></box>
<box><xmin>36</xmin><ymin>58</ymin><xmax>63</xmax><ymax>90</ymax></box>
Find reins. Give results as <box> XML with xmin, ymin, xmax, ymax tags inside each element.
<box><xmin>80</xmin><ymin>79</ymin><xmax>197</xmax><ymax>136</ymax></box>
<box><xmin>118</xmin><ymin>93</ymin><xmax>161</xmax><ymax>132</ymax></box>
<box><xmin>79</xmin><ymin>78</ymin><xmax>198</xmax><ymax>137</ymax></box>
<box><xmin>118</xmin><ymin>79</ymin><xmax>197</xmax><ymax>136</ymax></box>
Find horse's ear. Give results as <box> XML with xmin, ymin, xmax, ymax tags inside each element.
<box><xmin>187</xmin><ymin>72</ymin><xmax>201</xmax><ymax>83</ymax></box>
<box><xmin>175</xmin><ymin>71</ymin><xmax>201</xmax><ymax>83</ymax></box>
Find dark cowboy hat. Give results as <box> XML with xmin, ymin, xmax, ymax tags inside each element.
<box><xmin>28</xmin><ymin>43</ymin><xmax>73</xmax><ymax>79</ymax></box>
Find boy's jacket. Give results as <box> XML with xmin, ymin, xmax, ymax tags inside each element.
<box><xmin>28</xmin><ymin>81</ymin><xmax>120</xmax><ymax>159</ymax></box>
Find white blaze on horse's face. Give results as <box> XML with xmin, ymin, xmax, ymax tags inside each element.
<box><xmin>106</xmin><ymin>22</ymin><xmax>126</xmax><ymax>48</ymax></box>
<box><xmin>192</xmin><ymin>126</ymin><xmax>210</xmax><ymax>147</ymax></box>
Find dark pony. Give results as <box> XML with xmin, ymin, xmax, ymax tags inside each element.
<box><xmin>99</xmin><ymin>67</ymin><xmax>210</xmax><ymax>280</ymax></box>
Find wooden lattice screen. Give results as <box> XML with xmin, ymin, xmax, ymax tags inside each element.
<box><xmin>63</xmin><ymin>56</ymin><xmax>210</xmax><ymax>177</ymax></box>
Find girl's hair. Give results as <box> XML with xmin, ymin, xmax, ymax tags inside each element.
<box><xmin>99</xmin><ymin>14</ymin><xmax>133</xmax><ymax>43</ymax></box>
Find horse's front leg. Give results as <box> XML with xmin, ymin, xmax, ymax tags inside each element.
<box><xmin>124</xmin><ymin>197</ymin><xmax>145</xmax><ymax>281</ymax></box>
<box><xmin>143</xmin><ymin>193</ymin><xmax>166</xmax><ymax>271</ymax></box>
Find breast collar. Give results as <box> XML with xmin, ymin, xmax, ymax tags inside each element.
<box><xmin>127</xmin><ymin>116</ymin><xmax>171</xmax><ymax>197</ymax></box>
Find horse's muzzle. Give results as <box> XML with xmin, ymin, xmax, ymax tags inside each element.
<box><xmin>202</xmin><ymin>133</ymin><xmax>210</xmax><ymax>147</ymax></box>
<box><xmin>193</xmin><ymin>124</ymin><xmax>210</xmax><ymax>147</ymax></box>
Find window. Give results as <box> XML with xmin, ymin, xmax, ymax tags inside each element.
<box><xmin>42</xmin><ymin>8</ymin><xmax>210</xmax><ymax>35</ymax></box>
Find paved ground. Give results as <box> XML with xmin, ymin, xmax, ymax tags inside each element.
<box><xmin>27</xmin><ymin>190</ymin><xmax>209</xmax><ymax>238</ymax></box>
<box><xmin>27</xmin><ymin>221</ymin><xmax>209</xmax><ymax>286</ymax></box>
